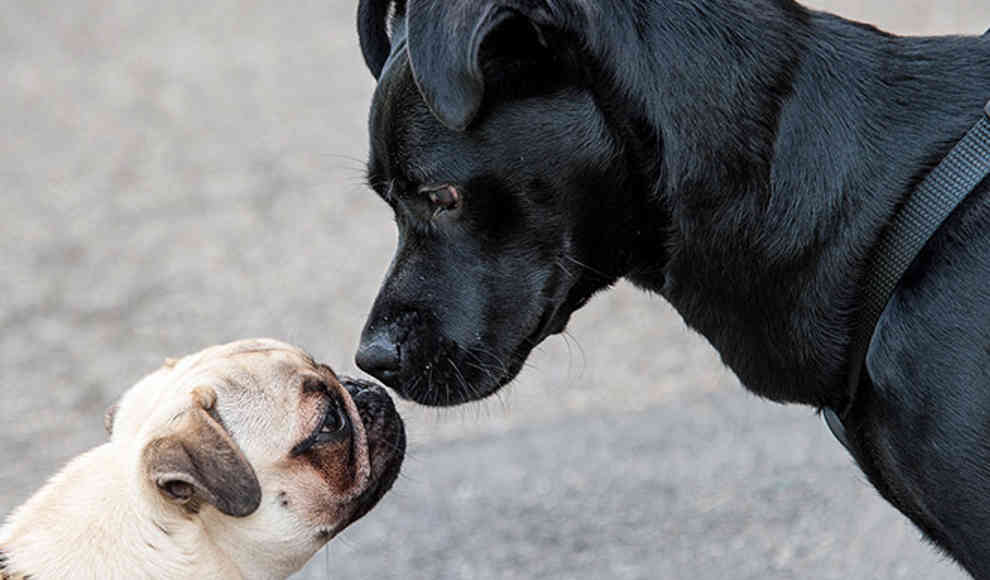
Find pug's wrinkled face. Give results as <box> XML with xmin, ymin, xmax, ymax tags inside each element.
<box><xmin>109</xmin><ymin>338</ymin><xmax>405</xmax><ymax>578</ymax></box>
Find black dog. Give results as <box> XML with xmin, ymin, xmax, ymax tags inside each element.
<box><xmin>354</xmin><ymin>0</ymin><xmax>990</xmax><ymax>575</ymax></box>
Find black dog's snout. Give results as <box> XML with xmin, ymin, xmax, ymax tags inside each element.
<box><xmin>356</xmin><ymin>328</ymin><xmax>401</xmax><ymax>382</ymax></box>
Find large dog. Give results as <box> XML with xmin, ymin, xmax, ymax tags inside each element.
<box><xmin>353</xmin><ymin>0</ymin><xmax>990</xmax><ymax>576</ymax></box>
<box><xmin>0</xmin><ymin>339</ymin><xmax>404</xmax><ymax>579</ymax></box>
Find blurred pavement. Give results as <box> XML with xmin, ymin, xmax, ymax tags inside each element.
<box><xmin>2</xmin><ymin>1</ymin><xmax>987</xmax><ymax>578</ymax></box>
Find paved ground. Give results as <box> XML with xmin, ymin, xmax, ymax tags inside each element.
<box><xmin>2</xmin><ymin>1</ymin><xmax>987</xmax><ymax>578</ymax></box>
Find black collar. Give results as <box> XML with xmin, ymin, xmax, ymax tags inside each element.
<box><xmin>826</xmin><ymin>100</ymin><xmax>990</xmax><ymax>457</ymax></box>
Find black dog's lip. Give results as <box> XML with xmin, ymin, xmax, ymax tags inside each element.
<box><xmin>526</xmin><ymin>306</ymin><xmax>563</xmax><ymax>347</ymax></box>
<box><xmin>377</xmin><ymin>282</ymin><xmax>596</xmax><ymax>407</ymax></box>
<box><xmin>527</xmin><ymin>288</ymin><xmax>590</xmax><ymax>346</ymax></box>
<box><xmin>378</xmin><ymin>304</ymin><xmax>573</xmax><ymax>407</ymax></box>
<box><xmin>374</xmin><ymin>368</ymin><xmax>399</xmax><ymax>384</ymax></box>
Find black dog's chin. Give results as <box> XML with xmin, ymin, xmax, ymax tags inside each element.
<box><xmin>389</xmin><ymin>311</ymin><xmax>579</xmax><ymax>406</ymax></box>
<box><xmin>387</xmin><ymin>355</ymin><xmax>523</xmax><ymax>406</ymax></box>
<box><xmin>387</xmin><ymin>292</ymin><xmax>594</xmax><ymax>406</ymax></box>
<box><xmin>382</xmin><ymin>341</ymin><xmax>531</xmax><ymax>407</ymax></box>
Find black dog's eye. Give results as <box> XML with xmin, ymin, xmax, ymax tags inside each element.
<box><xmin>422</xmin><ymin>185</ymin><xmax>461</xmax><ymax>217</ymax></box>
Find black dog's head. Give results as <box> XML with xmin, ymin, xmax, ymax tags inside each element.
<box><xmin>355</xmin><ymin>0</ymin><xmax>666</xmax><ymax>405</ymax></box>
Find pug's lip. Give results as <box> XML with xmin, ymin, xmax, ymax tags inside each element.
<box><xmin>337</xmin><ymin>377</ymin><xmax>405</xmax><ymax>525</ymax></box>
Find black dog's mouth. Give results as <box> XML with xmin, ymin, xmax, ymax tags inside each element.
<box><xmin>386</xmin><ymin>341</ymin><xmax>526</xmax><ymax>407</ymax></box>
<box><xmin>530</xmin><ymin>286</ymin><xmax>594</xmax><ymax>342</ymax></box>
<box><xmin>380</xmin><ymin>286</ymin><xmax>595</xmax><ymax>407</ymax></box>
<box><xmin>340</xmin><ymin>378</ymin><xmax>405</xmax><ymax>524</ymax></box>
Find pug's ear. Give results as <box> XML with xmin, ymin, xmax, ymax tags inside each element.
<box><xmin>143</xmin><ymin>388</ymin><xmax>261</xmax><ymax>517</ymax></box>
<box><xmin>405</xmin><ymin>1</ymin><xmax>563</xmax><ymax>131</ymax></box>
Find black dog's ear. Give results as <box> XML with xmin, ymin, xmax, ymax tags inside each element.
<box><xmin>405</xmin><ymin>1</ymin><xmax>557</xmax><ymax>132</ymax></box>
<box><xmin>357</xmin><ymin>0</ymin><xmax>407</xmax><ymax>78</ymax></box>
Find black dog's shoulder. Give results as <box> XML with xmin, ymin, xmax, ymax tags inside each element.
<box><xmin>869</xmin><ymin>177</ymin><xmax>990</xmax><ymax>420</ymax></box>
<box><xmin>648</xmin><ymin>13</ymin><xmax>990</xmax><ymax>407</ymax></box>
<box><xmin>853</xmin><ymin>177</ymin><xmax>990</xmax><ymax>566</ymax></box>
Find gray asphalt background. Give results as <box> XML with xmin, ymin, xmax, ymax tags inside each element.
<box><xmin>3</xmin><ymin>1</ymin><xmax>989</xmax><ymax>578</ymax></box>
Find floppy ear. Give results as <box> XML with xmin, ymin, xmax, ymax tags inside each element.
<box><xmin>358</xmin><ymin>0</ymin><xmax>407</xmax><ymax>78</ymax></box>
<box><xmin>405</xmin><ymin>1</ymin><xmax>555</xmax><ymax>131</ymax></box>
<box><xmin>143</xmin><ymin>390</ymin><xmax>261</xmax><ymax>517</ymax></box>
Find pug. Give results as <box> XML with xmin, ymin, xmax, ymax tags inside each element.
<box><xmin>0</xmin><ymin>338</ymin><xmax>404</xmax><ymax>580</ymax></box>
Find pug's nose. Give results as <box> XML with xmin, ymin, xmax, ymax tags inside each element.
<box><xmin>356</xmin><ymin>330</ymin><xmax>401</xmax><ymax>382</ymax></box>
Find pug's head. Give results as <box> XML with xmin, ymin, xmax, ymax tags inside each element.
<box><xmin>108</xmin><ymin>338</ymin><xmax>405</xmax><ymax>578</ymax></box>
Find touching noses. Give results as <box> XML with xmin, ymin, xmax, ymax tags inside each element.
<box><xmin>355</xmin><ymin>323</ymin><xmax>401</xmax><ymax>383</ymax></box>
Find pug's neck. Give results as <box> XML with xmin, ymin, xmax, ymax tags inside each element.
<box><xmin>0</xmin><ymin>443</ymin><xmax>246</xmax><ymax>580</ymax></box>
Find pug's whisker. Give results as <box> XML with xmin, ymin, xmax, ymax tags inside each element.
<box><xmin>374</xmin><ymin>434</ymin><xmax>416</xmax><ymax>461</ymax></box>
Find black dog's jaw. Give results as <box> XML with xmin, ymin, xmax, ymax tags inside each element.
<box><xmin>357</xmin><ymin>2</ymin><xmax>990</xmax><ymax>575</ymax></box>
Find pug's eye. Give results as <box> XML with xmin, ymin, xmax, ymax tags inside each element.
<box><xmin>422</xmin><ymin>185</ymin><xmax>461</xmax><ymax>217</ymax></box>
<box><xmin>313</xmin><ymin>399</ymin><xmax>349</xmax><ymax>444</ymax></box>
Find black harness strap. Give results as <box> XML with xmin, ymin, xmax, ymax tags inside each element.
<box><xmin>825</xmin><ymin>100</ymin><xmax>990</xmax><ymax>457</ymax></box>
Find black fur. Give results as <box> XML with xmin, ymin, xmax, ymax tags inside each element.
<box><xmin>355</xmin><ymin>0</ymin><xmax>990</xmax><ymax>574</ymax></box>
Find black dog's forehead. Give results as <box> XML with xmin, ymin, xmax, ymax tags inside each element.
<box><xmin>368</xmin><ymin>52</ymin><xmax>612</xmax><ymax>191</ymax></box>
<box><xmin>368</xmin><ymin>51</ymin><xmax>451</xmax><ymax>186</ymax></box>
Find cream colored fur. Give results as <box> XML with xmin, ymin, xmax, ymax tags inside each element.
<box><xmin>0</xmin><ymin>338</ymin><xmax>383</xmax><ymax>580</ymax></box>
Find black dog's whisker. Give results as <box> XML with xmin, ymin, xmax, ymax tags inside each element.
<box><xmin>463</xmin><ymin>347</ymin><xmax>509</xmax><ymax>377</ymax></box>
<box><xmin>559</xmin><ymin>330</ymin><xmax>588</xmax><ymax>381</ymax></box>
<box><xmin>447</xmin><ymin>358</ymin><xmax>480</xmax><ymax>403</ymax></box>
<box><xmin>461</xmin><ymin>358</ymin><xmax>500</xmax><ymax>386</ymax></box>
<box><xmin>554</xmin><ymin>257</ymin><xmax>576</xmax><ymax>279</ymax></box>
<box><xmin>562</xmin><ymin>255</ymin><xmax>611</xmax><ymax>281</ymax></box>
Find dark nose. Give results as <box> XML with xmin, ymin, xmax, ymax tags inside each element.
<box><xmin>356</xmin><ymin>329</ymin><xmax>401</xmax><ymax>382</ymax></box>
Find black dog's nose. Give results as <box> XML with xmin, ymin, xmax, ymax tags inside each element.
<box><xmin>356</xmin><ymin>331</ymin><xmax>400</xmax><ymax>382</ymax></box>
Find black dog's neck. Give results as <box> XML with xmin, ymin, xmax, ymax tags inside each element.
<box><xmin>574</xmin><ymin>0</ymin><xmax>990</xmax><ymax>407</ymax></box>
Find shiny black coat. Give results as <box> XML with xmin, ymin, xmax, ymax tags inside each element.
<box><xmin>356</xmin><ymin>1</ymin><xmax>990</xmax><ymax>575</ymax></box>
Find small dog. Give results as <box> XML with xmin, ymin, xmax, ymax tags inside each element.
<box><xmin>354</xmin><ymin>0</ymin><xmax>990</xmax><ymax>576</ymax></box>
<box><xmin>0</xmin><ymin>338</ymin><xmax>404</xmax><ymax>580</ymax></box>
